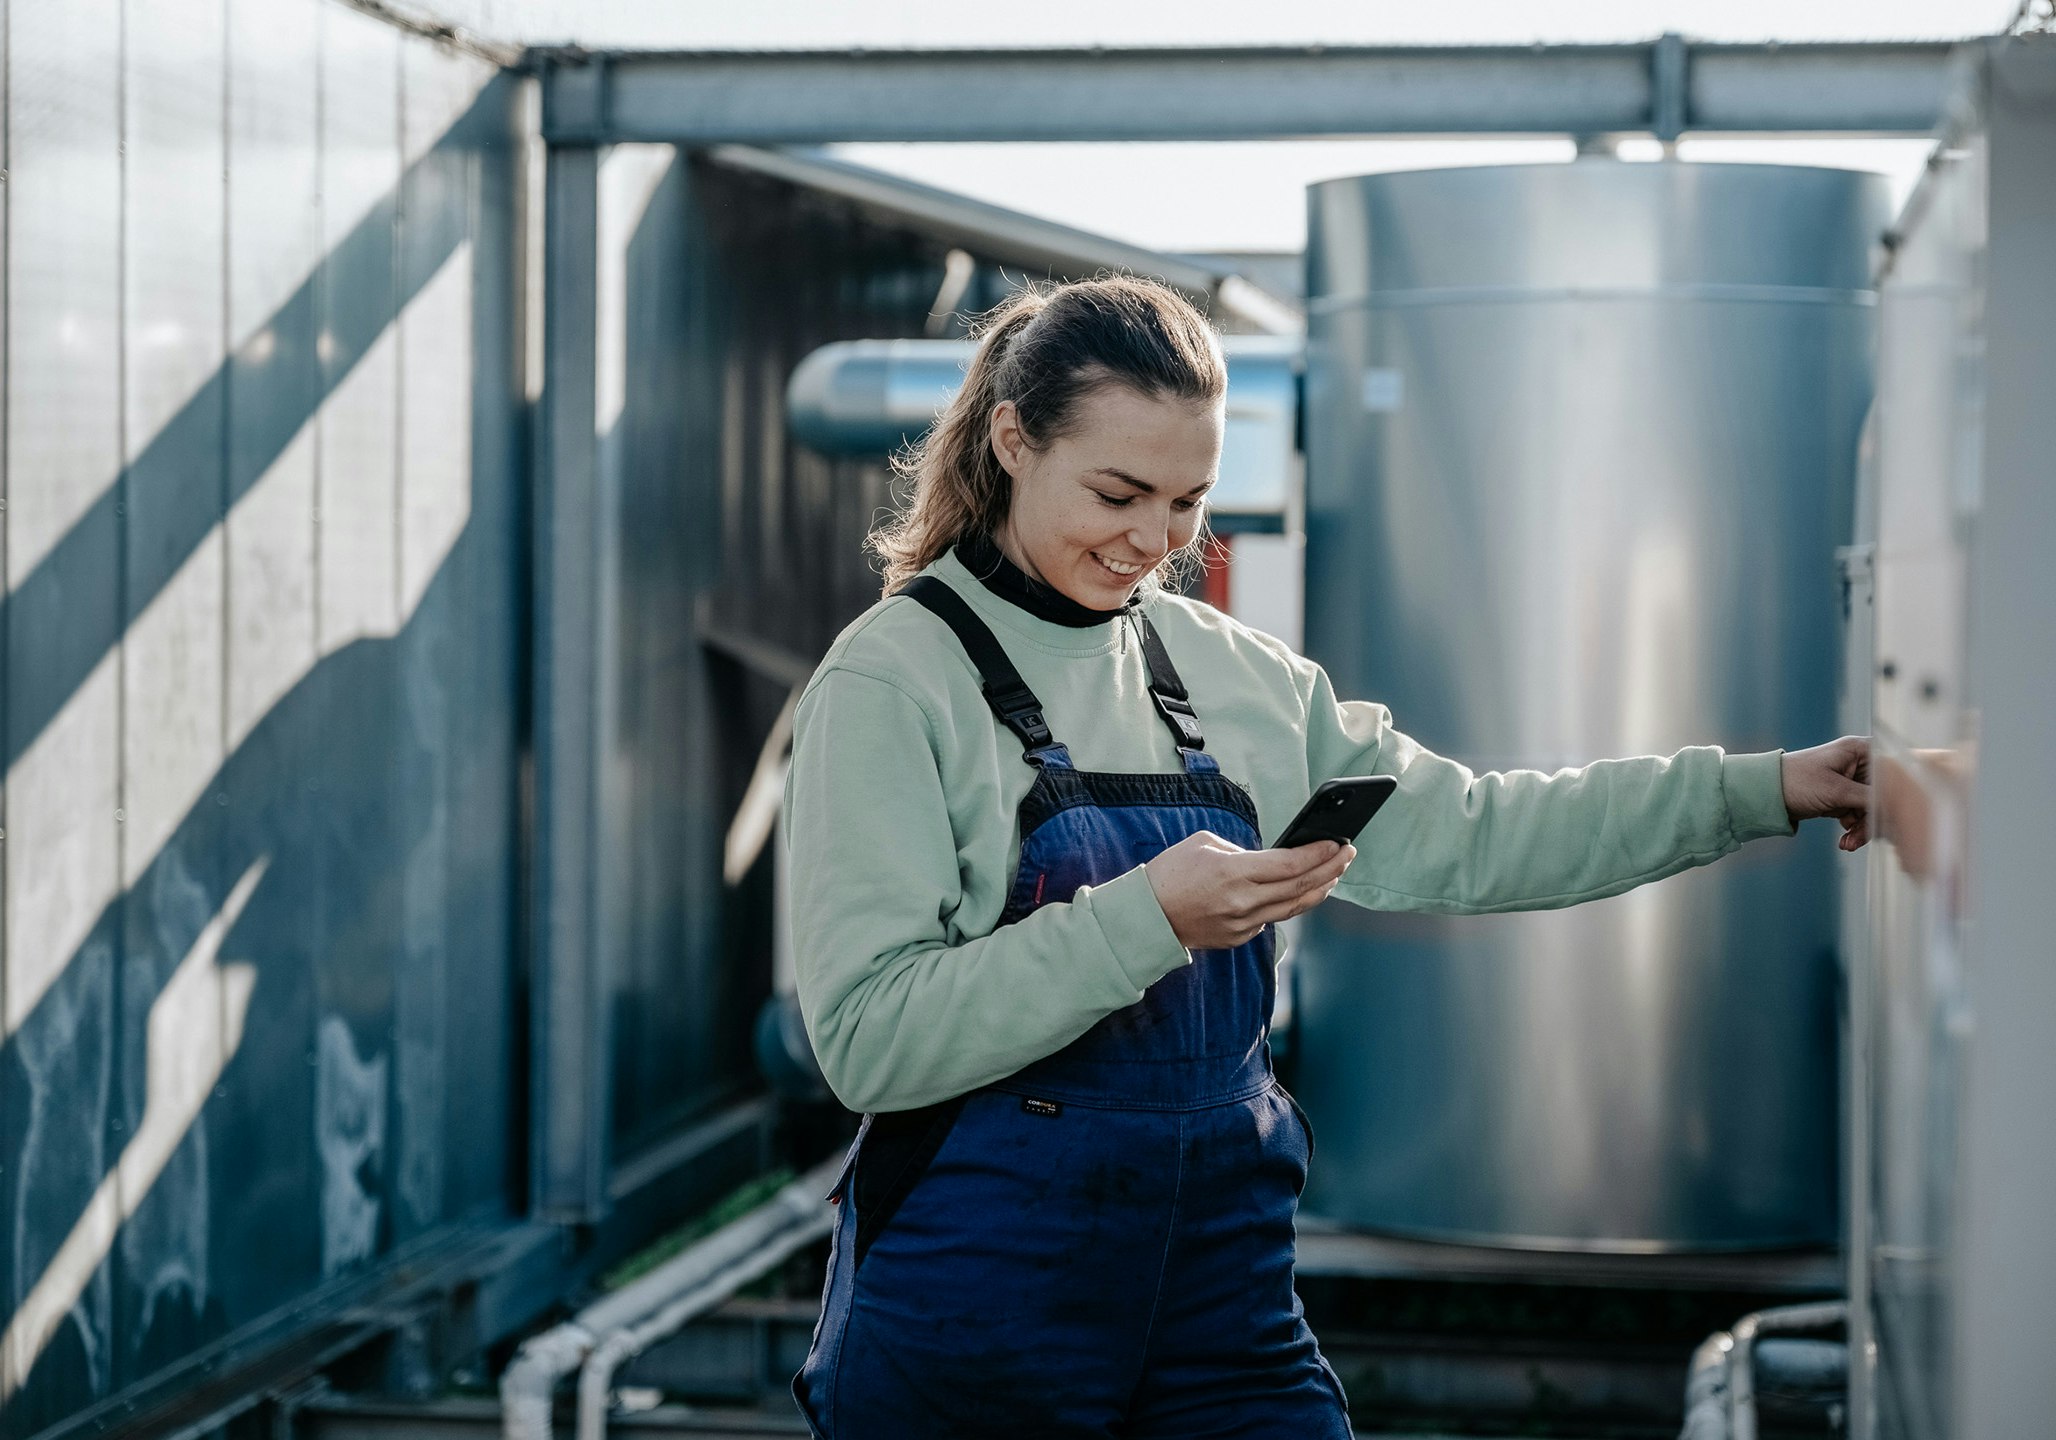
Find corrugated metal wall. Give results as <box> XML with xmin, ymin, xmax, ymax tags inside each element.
<box><xmin>0</xmin><ymin>1</ymin><xmax>526</xmax><ymax>1427</ymax></box>
<box><xmin>594</xmin><ymin>151</ymin><xmax>1001</xmax><ymax>1157</ymax></box>
<box><xmin>686</xmin><ymin>159</ymin><xmax>1013</xmax><ymax>665</ymax></box>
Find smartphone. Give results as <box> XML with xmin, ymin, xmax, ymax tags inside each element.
<box><xmin>1270</xmin><ymin>776</ymin><xmax>1397</xmax><ymax>850</ymax></box>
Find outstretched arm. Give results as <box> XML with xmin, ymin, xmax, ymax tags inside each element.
<box><xmin>1291</xmin><ymin>659</ymin><xmax>1855</xmax><ymax>915</ymax></box>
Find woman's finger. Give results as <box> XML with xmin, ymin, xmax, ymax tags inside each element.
<box><xmin>1247</xmin><ymin>879</ymin><xmax>1344</xmax><ymax>928</ymax></box>
<box><xmin>1237</xmin><ymin>844</ymin><xmax>1353</xmax><ymax>903</ymax></box>
<box><xmin>1240</xmin><ymin>840</ymin><xmax>1345</xmax><ymax>882</ymax></box>
<box><xmin>1825</xmin><ymin>773</ymin><xmax>1870</xmax><ymax>815</ymax></box>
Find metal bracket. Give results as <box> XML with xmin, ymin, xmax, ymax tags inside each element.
<box><xmin>543</xmin><ymin>50</ymin><xmax>612</xmax><ymax>144</ymax></box>
<box><xmin>1652</xmin><ymin>32</ymin><xmax>1690</xmax><ymax>143</ymax></box>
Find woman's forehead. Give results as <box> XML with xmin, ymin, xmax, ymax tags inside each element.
<box><xmin>1060</xmin><ymin>384</ymin><xmax>1223</xmax><ymax>469</ymax></box>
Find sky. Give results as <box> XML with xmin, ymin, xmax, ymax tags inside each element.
<box><xmin>451</xmin><ymin>0</ymin><xmax>2015</xmax><ymax>49</ymax></box>
<box><xmin>431</xmin><ymin>0</ymin><xmax>2022</xmax><ymax>253</ymax></box>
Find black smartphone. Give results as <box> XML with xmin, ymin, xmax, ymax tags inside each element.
<box><xmin>1270</xmin><ymin>776</ymin><xmax>1397</xmax><ymax>850</ymax></box>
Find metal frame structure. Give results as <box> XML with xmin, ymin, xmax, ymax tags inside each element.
<box><xmin>535</xmin><ymin>38</ymin><xmax>1963</xmax><ymax>145</ymax></box>
<box><xmin>524</xmin><ymin>35</ymin><xmax>1969</xmax><ymax>1224</ymax></box>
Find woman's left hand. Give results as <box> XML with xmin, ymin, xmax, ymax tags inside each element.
<box><xmin>1782</xmin><ymin>736</ymin><xmax>1872</xmax><ymax>851</ymax></box>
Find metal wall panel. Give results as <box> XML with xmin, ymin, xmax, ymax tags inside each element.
<box><xmin>309</xmin><ymin>0</ymin><xmax>404</xmax><ymax>1287</ymax></box>
<box><xmin>1859</xmin><ymin>41</ymin><xmax>2056</xmax><ymax>1440</ymax></box>
<box><xmin>1</xmin><ymin>2</ymin><xmax>529</xmax><ymax>1428</ymax></box>
<box><xmin>394</xmin><ymin>37</ymin><xmax>501</xmax><ymax>1240</ymax></box>
<box><xmin>215</xmin><ymin>0</ymin><xmax>326</xmax><ymax>1336</ymax></box>
<box><xmin>426</xmin><ymin>58</ymin><xmax>525</xmax><ymax>1228</ymax></box>
<box><xmin>599</xmin><ymin>158</ymin><xmax>965</xmax><ymax>1159</ymax></box>
<box><xmin>114</xmin><ymin>0</ymin><xmax>231</xmax><ymax>1396</ymax></box>
<box><xmin>3</xmin><ymin>0</ymin><xmax>124</xmax><ymax>1427</ymax></box>
<box><xmin>602</xmin><ymin>147</ymin><xmax>728</xmax><ymax>1154</ymax></box>
<box><xmin>1864</xmin><ymin>149</ymin><xmax>1973</xmax><ymax>1440</ymax></box>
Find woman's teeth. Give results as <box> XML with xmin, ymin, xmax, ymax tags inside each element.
<box><xmin>1094</xmin><ymin>554</ymin><xmax>1142</xmax><ymax>577</ymax></box>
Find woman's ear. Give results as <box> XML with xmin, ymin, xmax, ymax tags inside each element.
<box><xmin>988</xmin><ymin>400</ymin><xmax>1027</xmax><ymax>479</ymax></box>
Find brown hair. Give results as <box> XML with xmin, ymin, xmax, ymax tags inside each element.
<box><xmin>869</xmin><ymin>275</ymin><xmax>1228</xmax><ymax>594</ymax></box>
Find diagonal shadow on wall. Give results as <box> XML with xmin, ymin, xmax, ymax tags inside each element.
<box><xmin>1</xmin><ymin>72</ymin><xmax>527</xmax><ymax>1433</ymax></box>
<box><xmin>1</xmin><ymin>77</ymin><xmax>515</xmax><ymax>783</ymax></box>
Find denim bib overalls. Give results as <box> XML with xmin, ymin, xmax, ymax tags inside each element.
<box><xmin>795</xmin><ymin>577</ymin><xmax>1352</xmax><ymax>1438</ymax></box>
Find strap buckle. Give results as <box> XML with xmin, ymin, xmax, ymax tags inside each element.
<box><xmin>1151</xmin><ymin>691</ymin><xmax>1205</xmax><ymax>752</ymax></box>
<box><xmin>986</xmin><ymin>680</ymin><xmax>1054</xmax><ymax>750</ymax></box>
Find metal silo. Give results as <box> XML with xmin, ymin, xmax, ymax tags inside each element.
<box><xmin>1296</xmin><ymin>160</ymin><xmax>1885</xmax><ymax>1249</ymax></box>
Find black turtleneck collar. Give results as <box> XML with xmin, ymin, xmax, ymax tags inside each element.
<box><xmin>954</xmin><ymin>532</ymin><xmax>1137</xmax><ymax>628</ymax></box>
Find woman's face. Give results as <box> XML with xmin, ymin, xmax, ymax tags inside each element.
<box><xmin>990</xmin><ymin>382</ymin><xmax>1222</xmax><ymax>611</ymax></box>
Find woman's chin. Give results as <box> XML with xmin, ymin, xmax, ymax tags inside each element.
<box><xmin>1065</xmin><ymin>575</ymin><xmax>1137</xmax><ymax>609</ymax></box>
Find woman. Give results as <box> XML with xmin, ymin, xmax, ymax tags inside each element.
<box><xmin>784</xmin><ymin>276</ymin><xmax>1870</xmax><ymax>1438</ymax></box>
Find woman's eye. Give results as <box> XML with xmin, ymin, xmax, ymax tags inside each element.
<box><xmin>1093</xmin><ymin>491</ymin><xmax>1133</xmax><ymax>508</ymax></box>
<box><xmin>1173</xmin><ymin>498</ymin><xmax>1201</xmax><ymax>513</ymax></box>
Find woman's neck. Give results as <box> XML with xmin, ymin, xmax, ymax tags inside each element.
<box><xmin>955</xmin><ymin>533</ymin><xmax>1133</xmax><ymax>628</ymax></box>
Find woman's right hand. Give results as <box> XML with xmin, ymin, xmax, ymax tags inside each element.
<box><xmin>1143</xmin><ymin>833</ymin><xmax>1356</xmax><ymax>950</ymax></box>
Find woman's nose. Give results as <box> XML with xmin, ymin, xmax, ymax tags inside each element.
<box><xmin>1128</xmin><ymin>513</ymin><xmax>1171</xmax><ymax>559</ymax></box>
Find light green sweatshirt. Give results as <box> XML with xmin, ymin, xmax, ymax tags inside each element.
<box><xmin>782</xmin><ymin>549</ymin><xmax>1795</xmax><ymax>1114</ymax></box>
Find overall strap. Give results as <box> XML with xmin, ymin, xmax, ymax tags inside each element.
<box><xmin>901</xmin><ymin>576</ymin><xmax>1057</xmax><ymax>754</ymax></box>
<box><xmin>1128</xmin><ymin>610</ymin><xmax>1207</xmax><ymax>753</ymax></box>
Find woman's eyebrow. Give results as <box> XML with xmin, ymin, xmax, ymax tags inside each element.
<box><xmin>1090</xmin><ymin>466</ymin><xmax>1214</xmax><ymax>498</ymax></box>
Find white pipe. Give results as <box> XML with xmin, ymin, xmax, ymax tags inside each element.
<box><xmin>1679</xmin><ymin>1328</ymin><xmax>1736</xmax><ymax>1440</ymax></box>
<box><xmin>502</xmin><ymin>1323</ymin><xmax>597</xmax><ymax>1440</ymax></box>
<box><xmin>1728</xmin><ymin>1300</ymin><xmax>1847</xmax><ymax>1440</ymax></box>
<box><xmin>500</xmin><ymin>1157</ymin><xmax>840</xmax><ymax>1440</ymax></box>
<box><xmin>575</xmin><ymin>1163</ymin><xmax>840</xmax><ymax>1440</ymax></box>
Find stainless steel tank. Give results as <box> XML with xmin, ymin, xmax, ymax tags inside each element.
<box><xmin>1296</xmin><ymin>160</ymin><xmax>1886</xmax><ymax>1249</ymax></box>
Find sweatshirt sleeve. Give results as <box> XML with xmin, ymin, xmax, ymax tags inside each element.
<box><xmin>1297</xmin><ymin>661</ymin><xmax>1797</xmax><ymax>915</ymax></box>
<box><xmin>783</xmin><ymin>666</ymin><xmax>1190</xmax><ymax>1113</ymax></box>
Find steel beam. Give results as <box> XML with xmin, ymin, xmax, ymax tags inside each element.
<box><xmin>532</xmin><ymin>141</ymin><xmax>614</xmax><ymax>1223</ymax></box>
<box><xmin>536</xmin><ymin>39</ymin><xmax>1965</xmax><ymax>145</ymax></box>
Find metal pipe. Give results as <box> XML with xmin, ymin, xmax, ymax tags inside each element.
<box><xmin>501</xmin><ymin>1323</ymin><xmax>597</xmax><ymax>1440</ymax></box>
<box><xmin>1678</xmin><ymin>1327</ymin><xmax>1737</xmax><ymax>1440</ymax></box>
<box><xmin>574</xmin><ymin>1164</ymin><xmax>841</xmax><ymax>1440</ymax></box>
<box><xmin>784</xmin><ymin>337</ymin><xmax>1303</xmax><ymax>519</ymax></box>
<box><xmin>499</xmin><ymin>1158</ymin><xmax>840</xmax><ymax>1440</ymax></box>
<box><xmin>1676</xmin><ymin>1299</ymin><xmax>1848</xmax><ymax>1440</ymax></box>
<box><xmin>1729</xmin><ymin>1300</ymin><xmax>1847</xmax><ymax>1440</ymax></box>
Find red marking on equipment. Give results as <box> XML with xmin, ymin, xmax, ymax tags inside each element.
<box><xmin>1034</xmin><ymin>873</ymin><xmax>1046</xmax><ymax>905</ymax></box>
<box><xmin>1202</xmin><ymin>535</ymin><xmax>1233</xmax><ymax>611</ymax></box>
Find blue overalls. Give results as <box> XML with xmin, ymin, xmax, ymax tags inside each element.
<box><xmin>795</xmin><ymin>577</ymin><xmax>1352</xmax><ymax>1438</ymax></box>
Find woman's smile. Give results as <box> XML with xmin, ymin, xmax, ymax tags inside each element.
<box><xmin>1092</xmin><ymin>552</ymin><xmax>1146</xmax><ymax>579</ymax></box>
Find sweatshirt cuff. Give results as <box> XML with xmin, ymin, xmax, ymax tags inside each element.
<box><xmin>1082</xmin><ymin>864</ymin><xmax>1192</xmax><ymax>993</ymax></box>
<box><xmin>1722</xmin><ymin>750</ymin><xmax>1797</xmax><ymax>842</ymax></box>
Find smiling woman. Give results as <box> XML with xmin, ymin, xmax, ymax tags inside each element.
<box><xmin>780</xmin><ymin>274</ymin><xmax>1868</xmax><ymax>1439</ymax></box>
